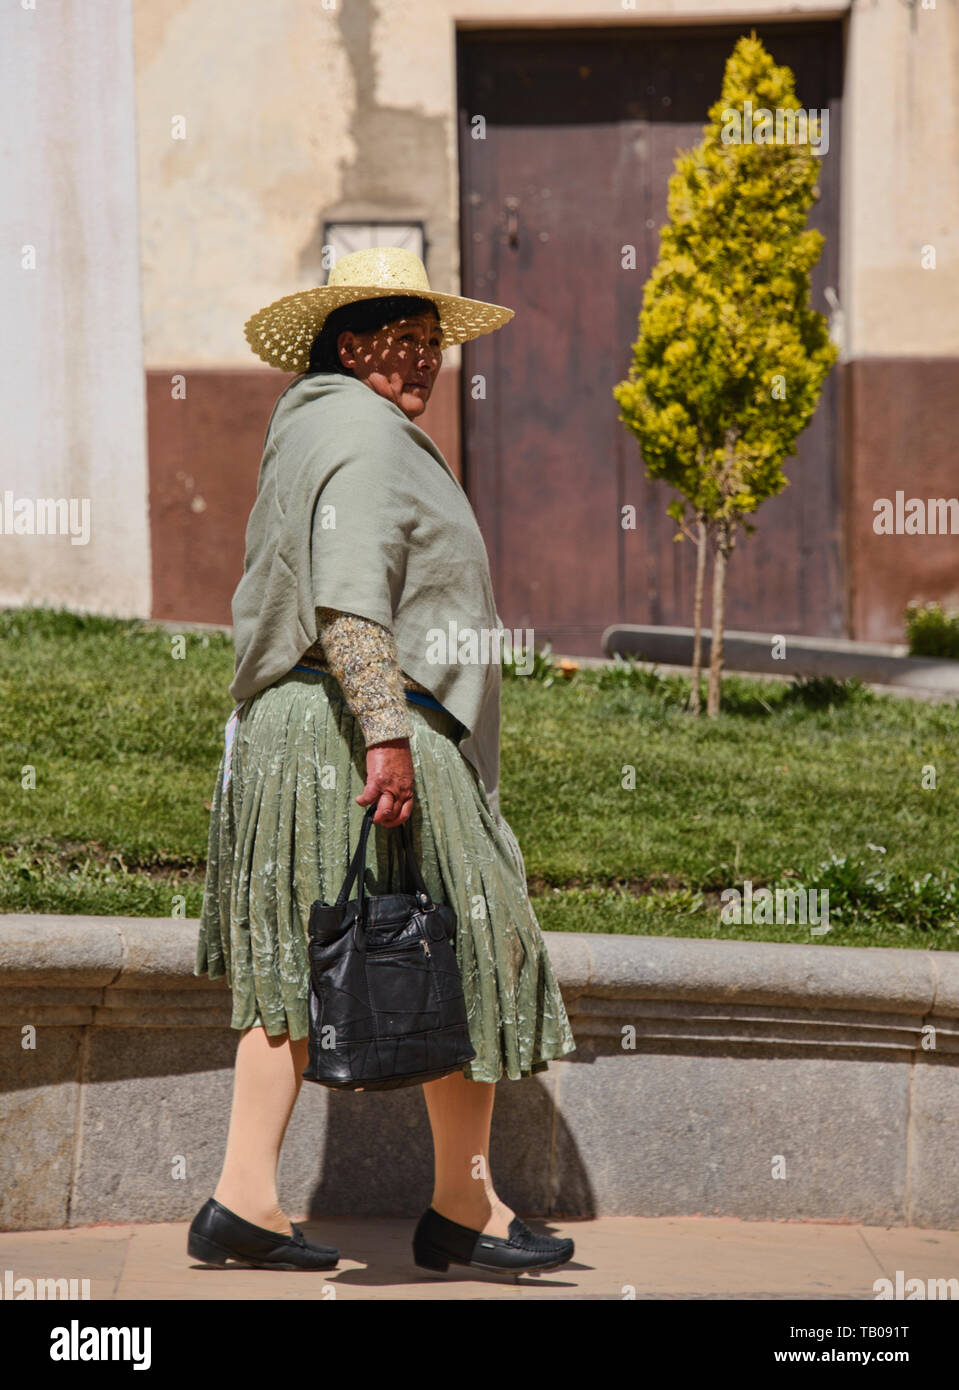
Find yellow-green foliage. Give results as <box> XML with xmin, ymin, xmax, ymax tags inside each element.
<box><xmin>613</xmin><ymin>35</ymin><xmax>838</xmax><ymax>525</ymax></box>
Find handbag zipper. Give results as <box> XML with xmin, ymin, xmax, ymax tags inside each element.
<box><xmin>365</xmin><ymin>933</ymin><xmax>432</xmax><ymax>956</ymax></box>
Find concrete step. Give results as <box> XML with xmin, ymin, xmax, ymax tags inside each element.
<box><xmin>603</xmin><ymin>625</ymin><xmax>959</xmax><ymax>696</ymax></box>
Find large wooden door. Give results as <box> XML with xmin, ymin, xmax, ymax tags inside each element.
<box><xmin>457</xmin><ymin>24</ymin><xmax>844</xmax><ymax>654</ymax></box>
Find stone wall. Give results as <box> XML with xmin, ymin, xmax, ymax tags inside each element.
<box><xmin>2</xmin><ymin>916</ymin><xmax>957</xmax><ymax>1232</ymax></box>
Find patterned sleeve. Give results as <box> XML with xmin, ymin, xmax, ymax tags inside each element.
<box><xmin>316</xmin><ymin>606</ymin><xmax>413</xmax><ymax>747</ymax></box>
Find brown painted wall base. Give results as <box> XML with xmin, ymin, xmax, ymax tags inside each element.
<box><xmin>146</xmin><ymin>367</ymin><xmax>461</xmax><ymax>625</ymax></box>
<box><xmin>844</xmin><ymin>358</ymin><xmax>959</xmax><ymax>643</ymax></box>
<box><xmin>146</xmin><ymin>360</ymin><xmax>957</xmax><ymax>647</ymax></box>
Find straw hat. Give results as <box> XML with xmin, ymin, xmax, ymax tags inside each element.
<box><xmin>244</xmin><ymin>246</ymin><xmax>514</xmax><ymax>371</ymax></box>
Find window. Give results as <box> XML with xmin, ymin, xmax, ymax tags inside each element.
<box><xmin>322</xmin><ymin>222</ymin><xmax>427</xmax><ymax>278</ymax></box>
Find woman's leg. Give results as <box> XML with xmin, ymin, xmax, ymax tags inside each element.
<box><xmin>212</xmin><ymin>1026</ymin><xmax>309</xmax><ymax>1236</ymax></box>
<box><xmin>422</xmin><ymin>1070</ymin><xmax>515</xmax><ymax>1239</ymax></box>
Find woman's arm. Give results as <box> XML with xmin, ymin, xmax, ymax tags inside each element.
<box><xmin>316</xmin><ymin>606</ymin><xmax>413</xmax><ymax>746</ymax></box>
<box><xmin>315</xmin><ymin>607</ymin><xmax>414</xmax><ymax>826</ymax></box>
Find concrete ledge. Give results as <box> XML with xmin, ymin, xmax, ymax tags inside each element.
<box><xmin>603</xmin><ymin>625</ymin><xmax>959</xmax><ymax>696</ymax></box>
<box><xmin>2</xmin><ymin>915</ymin><xmax>958</xmax><ymax>1230</ymax></box>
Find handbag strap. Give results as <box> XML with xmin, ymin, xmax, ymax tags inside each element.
<box><xmin>334</xmin><ymin>805</ymin><xmax>377</xmax><ymax>908</ymax></box>
<box><xmin>397</xmin><ymin>820</ymin><xmax>430</xmax><ymax>899</ymax></box>
<box><xmin>334</xmin><ymin>804</ymin><xmax>432</xmax><ymax>917</ymax></box>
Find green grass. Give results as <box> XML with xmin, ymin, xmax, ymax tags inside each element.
<box><xmin>0</xmin><ymin>608</ymin><xmax>235</xmax><ymax>917</ymax></box>
<box><xmin>1</xmin><ymin>608</ymin><xmax>957</xmax><ymax>948</ymax></box>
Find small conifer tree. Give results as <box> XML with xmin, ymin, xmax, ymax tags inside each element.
<box><xmin>614</xmin><ymin>34</ymin><xmax>838</xmax><ymax>713</ymax></box>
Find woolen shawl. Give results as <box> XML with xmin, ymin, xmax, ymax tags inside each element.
<box><xmin>229</xmin><ymin>371</ymin><xmax>505</xmax><ymax>816</ymax></box>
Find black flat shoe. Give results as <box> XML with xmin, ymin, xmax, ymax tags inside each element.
<box><xmin>187</xmin><ymin>1197</ymin><xmax>339</xmax><ymax>1270</ymax></box>
<box><xmin>412</xmin><ymin>1206</ymin><xmax>574</xmax><ymax>1275</ymax></box>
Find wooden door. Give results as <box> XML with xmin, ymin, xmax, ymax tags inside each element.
<box><xmin>457</xmin><ymin>23</ymin><xmax>844</xmax><ymax>654</ymax></box>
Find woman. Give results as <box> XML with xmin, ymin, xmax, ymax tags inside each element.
<box><xmin>189</xmin><ymin>247</ymin><xmax>577</xmax><ymax>1277</ymax></box>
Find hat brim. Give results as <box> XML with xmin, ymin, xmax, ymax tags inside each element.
<box><xmin>244</xmin><ymin>284</ymin><xmax>514</xmax><ymax>371</ymax></box>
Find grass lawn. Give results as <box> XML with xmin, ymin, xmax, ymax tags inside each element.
<box><xmin>0</xmin><ymin>607</ymin><xmax>956</xmax><ymax>949</ymax></box>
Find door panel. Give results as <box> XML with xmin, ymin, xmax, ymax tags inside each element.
<box><xmin>457</xmin><ymin>24</ymin><xmax>844</xmax><ymax>653</ymax></box>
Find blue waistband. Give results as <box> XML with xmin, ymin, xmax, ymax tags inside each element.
<box><xmin>403</xmin><ymin>688</ymin><xmax>448</xmax><ymax>714</ymax></box>
<box><xmin>291</xmin><ymin>665</ymin><xmax>450</xmax><ymax>716</ymax></box>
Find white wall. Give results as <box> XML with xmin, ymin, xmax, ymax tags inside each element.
<box><xmin>842</xmin><ymin>0</ymin><xmax>959</xmax><ymax>356</ymax></box>
<box><xmin>132</xmin><ymin>0</ymin><xmax>847</xmax><ymax>370</ymax></box>
<box><xmin>0</xmin><ymin>0</ymin><xmax>151</xmax><ymax>616</ymax></box>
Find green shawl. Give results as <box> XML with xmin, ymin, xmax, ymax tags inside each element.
<box><xmin>230</xmin><ymin>371</ymin><xmax>504</xmax><ymax>816</ymax></box>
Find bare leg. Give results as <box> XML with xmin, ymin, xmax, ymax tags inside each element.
<box><xmin>212</xmin><ymin>1026</ymin><xmax>309</xmax><ymax>1236</ymax></box>
<box><xmin>422</xmin><ymin>1070</ymin><xmax>515</xmax><ymax>1239</ymax></box>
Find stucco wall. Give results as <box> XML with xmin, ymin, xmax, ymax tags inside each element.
<box><xmin>3</xmin><ymin>2</ymin><xmax>953</xmax><ymax>624</ymax></box>
<box><xmin>0</xmin><ymin>0</ymin><xmax>151</xmax><ymax>617</ymax></box>
<box><xmin>133</xmin><ymin>0</ymin><xmax>862</xmax><ymax>373</ymax></box>
<box><xmin>132</xmin><ymin>0</ymin><xmax>959</xmax><ymax>367</ymax></box>
<box><xmin>842</xmin><ymin>0</ymin><xmax>959</xmax><ymax>356</ymax></box>
<box><xmin>129</xmin><ymin>0</ymin><xmax>959</xmax><ymax>643</ymax></box>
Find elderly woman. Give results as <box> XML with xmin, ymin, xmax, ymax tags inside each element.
<box><xmin>189</xmin><ymin>247</ymin><xmax>576</xmax><ymax>1278</ymax></box>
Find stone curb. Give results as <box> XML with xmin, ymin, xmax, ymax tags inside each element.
<box><xmin>3</xmin><ymin>913</ymin><xmax>958</xmax><ymax>1009</ymax></box>
<box><xmin>603</xmin><ymin>625</ymin><xmax>959</xmax><ymax>694</ymax></box>
<box><xmin>2</xmin><ymin>916</ymin><xmax>958</xmax><ymax>1045</ymax></box>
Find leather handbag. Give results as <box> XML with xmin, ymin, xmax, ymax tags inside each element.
<box><xmin>302</xmin><ymin>804</ymin><xmax>477</xmax><ymax>1090</ymax></box>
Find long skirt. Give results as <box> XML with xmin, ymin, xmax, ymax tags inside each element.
<box><xmin>195</xmin><ymin>666</ymin><xmax>577</xmax><ymax>1083</ymax></box>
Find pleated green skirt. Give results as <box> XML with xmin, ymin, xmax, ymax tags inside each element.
<box><xmin>196</xmin><ymin>667</ymin><xmax>576</xmax><ymax>1083</ymax></box>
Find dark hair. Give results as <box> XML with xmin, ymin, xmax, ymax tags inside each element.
<box><xmin>306</xmin><ymin>294</ymin><xmax>441</xmax><ymax>375</ymax></box>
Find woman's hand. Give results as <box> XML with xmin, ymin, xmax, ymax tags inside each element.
<box><xmin>357</xmin><ymin>737</ymin><xmax>415</xmax><ymax>826</ymax></box>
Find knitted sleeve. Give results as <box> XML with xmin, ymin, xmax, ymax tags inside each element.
<box><xmin>315</xmin><ymin>606</ymin><xmax>413</xmax><ymax>747</ymax></box>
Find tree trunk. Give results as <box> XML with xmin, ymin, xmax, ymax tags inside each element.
<box><xmin>706</xmin><ymin>518</ymin><xmax>732</xmax><ymax>716</ymax></box>
<box><xmin>689</xmin><ymin>512</ymin><xmax>706</xmax><ymax>714</ymax></box>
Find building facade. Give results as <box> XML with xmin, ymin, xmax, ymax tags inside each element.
<box><xmin>3</xmin><ymin>0</ymin><xmax>957</xmax><ymax>650</ymax></box>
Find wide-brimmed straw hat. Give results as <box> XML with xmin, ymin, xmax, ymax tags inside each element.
<box><xmin>244</xmin><ymin>246</ymin><xmax>514</xmax><ymax>371</ymax></box>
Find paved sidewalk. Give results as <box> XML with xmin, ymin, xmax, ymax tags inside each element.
<box><xmin>2</xmin><ymin>1216</ymin><xmax>958</xmax><ymax>1300</ymax></box>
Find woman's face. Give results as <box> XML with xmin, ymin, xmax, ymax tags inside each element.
<box><xmin>336</xmin><ymin>312</ymin><xmax>443</xmax><ymax>420</ymax></box>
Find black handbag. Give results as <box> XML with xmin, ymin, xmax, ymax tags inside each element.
<box><xmin>302</xmin><ymin>804</ymin><xmax>477</xmax><ymax>1090</ymax></box>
